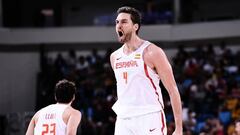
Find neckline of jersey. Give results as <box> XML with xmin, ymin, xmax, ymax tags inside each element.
<box><xmin>121</xmin><ymin>40</ymin><xmax>147</xmax><ymax>57</ymax></box>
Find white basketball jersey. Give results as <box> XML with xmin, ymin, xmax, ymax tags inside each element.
<box><xmin>112</xmin><ymin>41</ymin><xmax>164</xmax><ymax>118</ymax></box>
<box><xmin>34</xmin><ymin>104</ymin><xmax>68</xmax><ymax>135</ymax></box>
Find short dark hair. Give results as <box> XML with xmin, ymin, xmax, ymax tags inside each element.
<box><xmin>117</xmin><ymin>6</ymin><xmax>141</xmax><ymax>34</ymax></box>
<box><xmin>55</xmin><ymin>79</ymin><xmax>76</xmax><ymax>103</ymax></box>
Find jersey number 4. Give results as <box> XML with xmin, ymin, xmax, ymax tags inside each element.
<box><xmin>42</xmin><ymin>123</ymin><xmax>56</xmax><ymax>135</ymax></box>
<box><xmin>123</xmin><ymin>72</ymin><xmax>128</xmax><ymax>84</ymax></box>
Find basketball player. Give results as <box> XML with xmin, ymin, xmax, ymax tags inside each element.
<box><xmin>26</xmin><ymin>79</ymin><xmax>81</xmax><ymax>135</ymax></box>
<box><xmin>110</xmin><ymin>6</ymin><xmax>183</xmax><ymax>135</ymax></box>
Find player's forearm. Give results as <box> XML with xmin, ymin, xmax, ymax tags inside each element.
<box><xmin>169</xmin><ymin>88</ymin><xmax>183</xmax><ymax>130</ymax></box>
<box><xmin>162</xmin><ymin>77</ymin><xmax>183</xmax><ymax>129</ymax></box>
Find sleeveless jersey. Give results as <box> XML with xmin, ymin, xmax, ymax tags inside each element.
<box><xmin>112</xmin><ymin>41</ymin><xmax>164</xmax><ymax>118</ymax></box>
<box><xmin>34</xmin><ymin>104</ymin><xmax>68</xmax><ymax>135</ymax></box>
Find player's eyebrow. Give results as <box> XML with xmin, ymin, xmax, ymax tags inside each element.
<box><xmin>116</xmin><ymin>18</ymin><xmax>128</xmax><ymax>23</ymax></box>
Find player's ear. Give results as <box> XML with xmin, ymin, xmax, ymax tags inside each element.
<box><xmin>72</xmin><ymin>95</ymin><xmax>75</xmax><ymax>101</ymax></box>
<box><xmin>134</xmin><ymin>23</ymin><xmax>139</xmax><ymax>31</ymax></box>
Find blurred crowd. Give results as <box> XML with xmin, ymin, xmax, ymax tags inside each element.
<box><xmin>37</xmin><ymin>42</ymin><xmax>240</xmax><ymax>135</ymax></box>
<box><xmin>171</xmin><ymin>42</ymin><xmax>240</xmax><ymax>134</ymax></box>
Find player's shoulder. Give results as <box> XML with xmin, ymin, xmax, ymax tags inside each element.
<box><xmin>110</xmin><ymin>50</ymin><xmax>117</xmax><ymax>59</ymax></box>
<box><xmin>111</xmin><ymin>46</ymin><xmax>122</xmax><ymax>56</ymax></box>
<box><xmin>70</xmin><ymin>108</ymin><xmax>82</xmax><ymax>122</ymax></box>
<box><xmin>32</xmin><ymin>106</ymin><xmax>46</xmax><ymax>122</ymax></box>
<box><xmin>145</xmin><ymin>42</ymin><xmax>165</xmax><ymax>56</ymax></box>
<box><xmin>67</xmin><ymin>106</ymin><xmax>81</xmax><ymax>116</ymax></box>
<box><xmin>110</xmin><ymin>46</ymin><xmax>123</xmax><ymax>61</ymax></box>
<box><xmin>73</xmin><ymin>109</ymin><xmax>81</xmax><ymax>117</ymax></box>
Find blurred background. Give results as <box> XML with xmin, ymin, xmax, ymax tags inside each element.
<box><xmin>0</xmin><ymin>0</ymin><xmax>240</xmax><ymax>134</ymax></box>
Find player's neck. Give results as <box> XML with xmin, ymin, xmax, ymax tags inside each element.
<box><xmin>124</xmin><ymin>36</ymin><xmax>144</xmax><ymax>54</ymax></box>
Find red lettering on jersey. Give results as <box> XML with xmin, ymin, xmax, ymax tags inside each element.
<box><xmin>45</xmin><ymin>113</ymin><xmax>56</xmax><ymax>119</ymax></box>
<box><xmin>116</xmin><ymin>60</ymin><xmax>138</xmax><ymax>69</ymax></box>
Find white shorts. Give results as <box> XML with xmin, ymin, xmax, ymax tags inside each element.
<box><xmin>114</xmin><ymin>111</ymin><xmax>167</xmax><ymax>135</ymax></box>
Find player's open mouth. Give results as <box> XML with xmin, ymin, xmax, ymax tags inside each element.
<box><xmin>118</xmin><ymin>31</ymin><xmax>123</xmax><ymax>37</ymax></box>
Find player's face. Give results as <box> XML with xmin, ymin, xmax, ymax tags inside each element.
<box><xmin>115</xmin><ymin>13</ymin><xmax>135</xmax><ymax>43</ymax></box>
<box><xmin>236</xmin><ymin>122</ymin><xmax>240</xmax><ymax>133</ymax></box>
